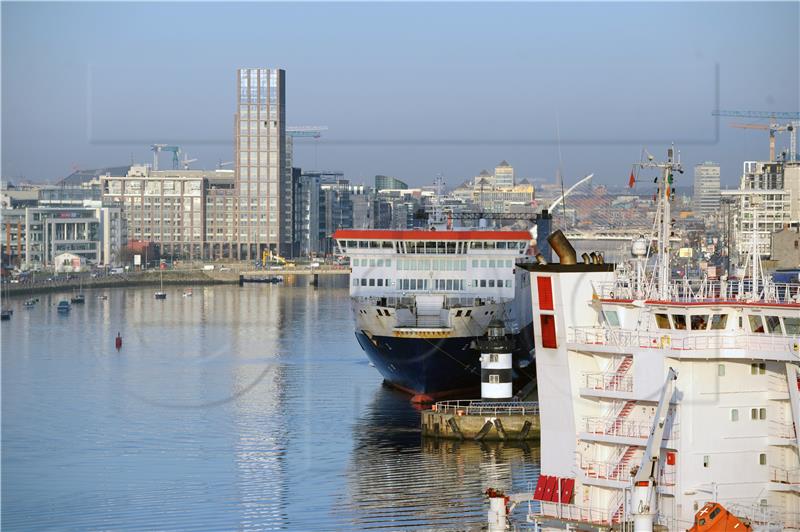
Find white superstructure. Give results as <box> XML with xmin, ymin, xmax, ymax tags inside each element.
<box><xmin>523</xmin><ymin>149</ymin><xmax>800</xmax><ymax>530</ymax></box>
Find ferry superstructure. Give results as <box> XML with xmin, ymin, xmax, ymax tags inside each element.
<box><xmin>334</xmin><ymin>229</ymin><xmax>535</xmax><ymax>398</ymax></box>
<box><xmin>521</xmin><ymin>149</ymin><xmax>800</xmax><ymax>530</ymax></box>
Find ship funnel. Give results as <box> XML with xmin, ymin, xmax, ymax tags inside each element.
<box><xmin>581</xmin><ymin>253</ymin><xmax>591</xmax><ymax>264</ymax></box>
<box><xmin>547</xmin><ymin>230</ymin><xmax>577</xmax><ymax>265</ymax></box>
<box><xmin>597</xmin><ymin>253</ymin><xmax>605</xmax><ymax>264</ymax></box>
<box><xmin>535</xmin><ymin>253</ymin><xmax>548</xmax><ymax>265</ymax></box>
<box><xmin>590</xmin><ymin>252</ymin><xmax>599</xmax><ymax>264</ymax></box>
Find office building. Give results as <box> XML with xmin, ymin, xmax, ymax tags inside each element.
<box><xmin>375</xmin><ymin>175</ymin><xmax>408</xmax><ymax>192</ymax></box>
<box><xmin>494</xmin><ymin>160</ymin><xmax>515</xmax><ymax>187</ymax></box>
<box><xmin>234</xmin><ymin>67</ymin><xmax>288</xmax><ymax>260</ymax></box>
<box><xmin>693</xmin><ymin>161</ymin><xmax>721</xmax><ymax>218</ymax></box>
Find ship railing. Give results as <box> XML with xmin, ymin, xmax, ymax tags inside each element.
<box><xmin>583</xmin><ymin>371</ymin><xmax>634</xmax><ymax>393</ymax></box>
<box><xmin>569</xmin><ymin>326</ymin><xmax>800</xmax><ymax>355</ymax></box>
<box><xmin>769</xmin><ymin>419</ymin><xmax>797</xmax><ymax>440</ymax></box>
<box><xmin>433</xmin><ymin>400</ymin><xmax>539</xmax><ymax>417</ymax></box>
<box><xmin>594</xmin><ymin>279</ymin><xmax>800</xmax><ymax>304</ymax></box>
<box><xmin>580</xmin><ymin>459</ymin><xmax>633</xmax><ymax>482</ymax></box>
<box><xmin>533</xmin><ymin>501</ymin><xmax>612</xmax><ymax>525</ymax></box>
<box><xmin>725</xmin><ymin>502</ymin><xmax>800</xmax><ymax>528</ymax></box>
<box><xmin>355</xmin><ymin>295</ymin><xmax>506</xmax><ymax>309</ymax></box>
<box><xmin>583</xmin><ymin>416</ymin><xmax>680</xmax><ymax>443</ymax></box>
<box><xmin>770</xmin><ymin>465</ymin><xmax>800</xmax><ymax>485</ymax></box>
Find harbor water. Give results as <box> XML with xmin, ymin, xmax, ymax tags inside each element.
<box><xmin>2</xmin><ymin>283</ymin><xmax>539</xmax><ymax>530</ymax></box>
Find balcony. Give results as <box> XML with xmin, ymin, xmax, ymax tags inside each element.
<box><xmin>581</xmin><ymin>416</ymin><xmax>679</xmax><ymax>446</ymax></box>
<box><xmin>569</xmin><ymin>326</ymin><xmax>798</xmax><ymax>356</ymax></box>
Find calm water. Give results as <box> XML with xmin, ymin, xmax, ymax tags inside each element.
<box><xmin>2</xmin><ymin>283</ymin><xmax>539</xmax><ymax>531</ymax></box>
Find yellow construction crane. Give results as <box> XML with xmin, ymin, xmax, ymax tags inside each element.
<box><xmin>730</xmin><ymin>122</ymin><xmax>794</xmax><ymax>162</ymax></box>
<box><xmin>262</xmin><ymin>249</ymin><xmax>293</xmax><ymax>267</ymax></box>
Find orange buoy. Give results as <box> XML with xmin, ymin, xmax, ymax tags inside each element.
<box><xmin>115</xmin><ymin>333</ymin><xmax>122</xmax><ymax>350</ymax></box>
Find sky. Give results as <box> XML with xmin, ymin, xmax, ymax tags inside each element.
<box><xmin>2</xmin><ymin>2</ymin><xmax>798</xmax><ymax>188</ymax></box>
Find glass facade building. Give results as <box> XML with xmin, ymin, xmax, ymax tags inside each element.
<box><xmin>235</xmin><ymin>68</ymin><xmax>287</xmax><ymax>260</ymax></box>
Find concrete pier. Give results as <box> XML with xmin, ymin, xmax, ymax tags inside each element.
<box><xmin>421</xmin><ymin>400</ymin><xmax>539</xmax><ymax>441</ymax></box>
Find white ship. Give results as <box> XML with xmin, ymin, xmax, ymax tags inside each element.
<box><xmin>511</xmin><ymin>148</ymin><xmax>800</xmax><ymax>530</ymax></box>
<box><xmin>333</xmin><ymin>228</ymin><xmax>536</xmax><ymax>400</ymax></box>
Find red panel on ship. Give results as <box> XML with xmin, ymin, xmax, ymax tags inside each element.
<box><xmin>532</xmin><ymin>475</ymin><xmax>548</xmax><ymax>500</ymax></box>
<box><xmin>560</xmin><ymin>478</ymin><xmax>575</xmax><ymax>503</ymax></box>
<box><xmin>543</xmin><ymin>476</ymin><xmax>557</xmax><ymax>501</ymax></box>
<box><xmin>536</xmin><ymin>276</ymin><xmax>554</xmax><ymax>310</ymax></box>
<box><xmin>540</xmin><ymin>315</ymin><xmax>557</xmax><ymax>348</ymax></box>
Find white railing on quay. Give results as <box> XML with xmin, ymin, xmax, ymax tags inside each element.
<box><xmin>433</xmin><ymin>400</ymin><xmax>538</xmax><ymax>416</ymax></box>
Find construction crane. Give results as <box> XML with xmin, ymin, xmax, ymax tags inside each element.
<box><xmin>712</xmin><ymin>110</ymin><xmax>800</xmax><ymax>162</ymax></box>
<box><xmin>286</xmin><ymin>126</ymin><xmax>328</xmax><ymax>139</ymax></box>
<box><xmin>181</xmin><ymin>153</ymin><xmax>198</xmax><ymax>170</ymax></box>
<box><xmin>150</xmin><ymin>144</ymin><xmax>182</xmax><ymax>171</ymax></box>
<box><xmin>217</xmin><ymin>160</ymin><xmax>234</xmax><ymax>169</ymax></box>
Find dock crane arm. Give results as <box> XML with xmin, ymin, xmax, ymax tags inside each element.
<box><xmin>630</xmin><ymin>367</ymin><xmax>677</xmax><ymax>531</ymax></box>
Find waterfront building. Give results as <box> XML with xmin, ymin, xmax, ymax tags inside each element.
<box><xmin>293</xmin><ymin>172</ymin><xmax>321</xmax><ymax>256</ymax></box>
<box><xmin>692</xmin><ymin>161</ymin><xmax>721</xmax><ymax>218</ymax></box>
<box><xmin>452</xmin><ymin>179</ymin><xmax>535</xmax><ymax>214</ymax></box>
<box><xmin>494</xmin><ymin>160</ymin><xmax>515</xmax><ymax>187</ymax></box>
<box><xmin>1</xmin><ymin>209</ymin><xmax>26</xmax><ymax>267</ymax></box>
<box><xmin>374</xmin><ymin>175</ymin><xmax>407</xmax><ymax>192</ymax></box>
<box><xmin>723</xmin><ymin>161</ymin><xmax>792</xmax><ymax>259</ymax></box>
<box><xmin>102</xmin><ymin>165</ymin><xmax>242</xmax><ymax>261</ymax></box>
<box><xmin>22</xmin><ymin>205</ymin><xmax>124</xmax><ymax>269</ymax></box>
<box><xmin>234</xmin><ymin>67</ymin><xmax>289</xmax><ymax>260</ymax></box>
<box><xmin>771</xmin><ymin>225</ymin><xmax>800</xmax><ymax>268</ymax></box>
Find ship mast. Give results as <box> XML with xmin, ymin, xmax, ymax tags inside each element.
<box><xmin>636</xmin><ymin>146</ymin><xmax>682</xmax><ymax>300</ymax></box>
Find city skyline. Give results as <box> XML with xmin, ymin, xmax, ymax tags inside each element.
<box><xmin>2</xmin><ymin>2</ymin><xmax>798</xmax><ymax>187</ymax></box>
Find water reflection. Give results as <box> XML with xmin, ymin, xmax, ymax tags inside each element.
<box><xmin>342</xmin><ymin>386</ymin><xmax>540</xmax><ymax>530</ymax></box>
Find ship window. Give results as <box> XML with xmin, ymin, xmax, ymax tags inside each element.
<box><xmin>749</xmin><ymin>315</ymin><xmax>765</xmax><ymax>333</ymax></box>
<box><xmin>760</xmin><ymin>407</ymin><xmax>767</xmax><ymax>419</ymax></box>
<box><xmin>385</xmin><ymin>279</ymin><xmax>390</xmax><ymax>287</ymax></box>
<box><xmin>672</xmin><ymin>315</ymin><xmax>687</xmax><ymax>330</ymax></box>
<box><xmin>784</xmin><ymin>317</ymin><xmax>800</xmax><ymax>335</ymax></box>
<box><xmin>377</xmin><ymin>279</ymin><xmax>384</xmax><ymax>287</ymax></box>
<box><xmin>751</xmin><ymin>362</ymin><xmax>766</xmax><ymax>375</ymax></box>
<box><xmin>446</xmin><ymin>280</ymin><xmax>453</xmax><ymax>291</ymax></box>
<box><xmin>655</xmin><ymin>314</ymin><xmax>671</xmax><ymax>329</ymax></box>
<box><xmin>718</xmin><ymin>364</ymin><xmax>725</xmax><ymax>377</ymax></box>
<box><xmin>489</xmin><ymin>374</ymin><xmax>500</xmax><ymax>384</ymax></box>
<box><xmin>505</xmin><ymin>280</ymin><xmax>512</xmax><ymax>288</ymax></box>
<box><xmin>352</xmin><ymin>278</ymin><xmax>358</xmax><ymax>286</ymax></box>
<box><xmin>369</xmin><ymin>278</ymin><xmax>375</xmax><ymax>286</ymax></box>
<box><xmin>456</xmin><ymin>310</ymin><xmax>462</xmax><ymax>317</ymax></box>
<box><xmin>382</xmin><ymin>241</ymin><xmax>393</xmax><ymax>249</ymax></box>
<box><xmin>730</xmin><ymin>408</ymin><xmax>738</xmax><ymax>421</ymax></box>
<box><xmin>488</xmin><ymin>280</ymin><xmax>495</xmax><ymax>288</ymax></box>
<box><xmin>480</xmin><ymin>280</ymin><xmax>487</xmax><ymax>287</ymax></box>
<box><xmin>759</xmin><ymin>453</ymin><xmax>767</xmax><ymax>465</ymax></box>
<box><xmin>410</xmin><ymin>279</ymin><xmax>417</xmax><ymax>290</ymax></box>
<box><xmin>489</xmin><ymin>259</ymin><xmax>496</xmax><ymax>268</ymax></box>
<box><xmin>497</xmin><ymin>241</ymin><xmax>506</xmax><ymax>249</ymax></box>
<box><xmin>765</xmin><ymin>315</ymin><xmax>782</xmax><ymax>335</ymax></box>
<box><xmin>751</xmin><ymin>408</ymin><xmax>757</xmax><ymax>419</ymax></box>
<box><xmin>710</xmin><ymin>314</ymin><xmax>728</xmax><ymax>330</ymax></box>
<box><xmin>481</xmin><ymin>260</ymin><xmax>487</xmax><ymax>268</ymax></box>
<box><xmin>369</xmin><ymin>258</ymin><xmax>376</xmax><ymax>267</ymax></box>
<box><xmin>490</xmin><ymin>354</ymin><xmax>499</xmax><ymax>363</ymax></box>
<box><xmin>386</xmin><ymin>259</ymin><xmax>391</xmax><ymax>267</ymax></box>
<box><xmin>604</xmin><ymin>311</ymin><xmax>620</xmax><ymax>327</ymax></box>
<box><xmin>361</xmin><ymin>279</ymin><xmax>367</xmax><ymax>286</ymax></box>
<box><xmin>472</xmin><ymin>259</ymin><xmax>478</xmax><ymax>268</ymax></box>
<box><xmin>377</xmin><ymin>259</ymin><xmax>384</xmax><ymax>267</ymax></box>
<box><xmin>703</xmin><ymin>455</ymin><xmax>710</xmax><ymax>468</ymax></box>
<box><xmin>691</xmin><ymin>315</ymin><xmax>709</xmax><ymax>330</ymax></box>
<box><xmin>352</xmin><ymin>258</ymin><xmax>359</xmax><ymax>267</ymax></box>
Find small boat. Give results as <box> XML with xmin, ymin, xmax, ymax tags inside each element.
<box><xmin>183</xmin><ymin>288</ymin><xmax>193</xmax><ymax>297</ymax></box>
<box><xmin>1</xmin><ymin>309</ymin><xmax>11</xmax><ymax>321</ymax></box>
<box><xmin>24</xmin><ymin>298</ymin><xmax>38</xmax><ymax>307</ymax></box>
<box><xmin>97</xmin><ymin>295</ymin><xmax>108</xmax><ymax>301</ymax></box>
<box><xmin>57</xmin><ymin>300</ymin><xmax>71</xmax><ymax>313</ymax></box>
<box><xmin>71</xmin><ymin>278</ymin><xmax>85</xmax><ymax>303</ymax></box>
<box><xmin>154</xmin><ymin>268</ymin><xmax>167</xmax><ymax>299</ymax></box>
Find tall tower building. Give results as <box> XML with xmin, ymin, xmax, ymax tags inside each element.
<box><xmin>234</xmin><ymin>67</ymin><xmax>287</xmax><ymax>260</ymax></box>
<box><xmin>693</xmin><ymin>161</ymin><xmax>721</xmax><ymax>218</ymax></box>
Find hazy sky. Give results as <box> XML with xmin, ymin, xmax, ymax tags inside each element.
<box><xmin>2</xmin><ymin>2</ymin><xmax>798</xmax><ymax>188</ymax></box>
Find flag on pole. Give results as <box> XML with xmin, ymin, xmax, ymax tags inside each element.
<box><xmin>628</xmin><ymin>169</ymin><xmax>636</xmax><ymax>188</ymax></box>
